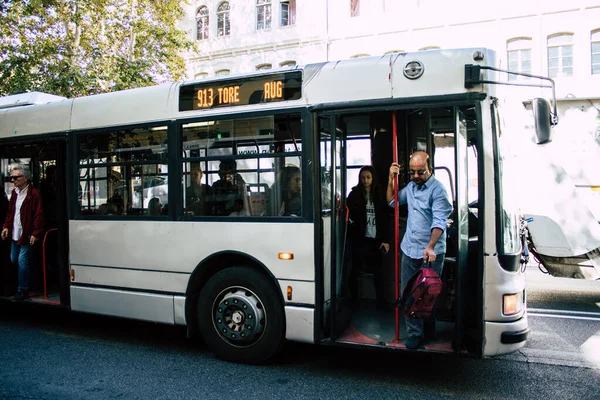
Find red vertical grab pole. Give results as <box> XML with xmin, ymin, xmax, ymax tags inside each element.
<box><xmin>392</xmin><ymin>112</ymin><xmax>400</xmax><ymax>343</ymax></box>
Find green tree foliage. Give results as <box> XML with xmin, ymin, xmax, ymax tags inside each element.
<box><xmin>0</xmin><ymin>0</ymin><xmax>196</xmax><ymax>97</ymax></box>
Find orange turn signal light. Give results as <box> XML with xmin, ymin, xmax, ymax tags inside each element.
<box><xmin>278</xmin><ymin>252</ymin><xmax>294</xmax><ymax>260</ymax></box>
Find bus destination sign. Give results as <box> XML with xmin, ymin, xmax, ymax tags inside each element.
<box><xmin>179</xmin><ymin>71</ymin><xmax>302</xmax><ymax>111</ymax></box>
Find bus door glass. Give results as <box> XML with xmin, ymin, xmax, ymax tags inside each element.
<box><xmin>318</xmin><ymin>114</ymin><xmax>347</xmax><ymax>339</ymax></box>
<box><xmin>430</xmin><ymin>106</ymin><xmax>480</xmax><ymax>355</ymax></box>
<box><xmin>452</xmin><ymin>110</ymin><xmax>470</xmax><ymax>354</ymax></box>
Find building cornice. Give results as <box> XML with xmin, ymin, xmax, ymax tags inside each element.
<box><xmin>188</xmin><ymin>37</ymin><xmax>326</xmax><ymax>62</ymax></box>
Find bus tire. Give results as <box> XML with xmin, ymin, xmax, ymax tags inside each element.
<box><xmin>197</xmin><ymin>266</ymin><xmax>285</xmax><ymax>364</ymax></box>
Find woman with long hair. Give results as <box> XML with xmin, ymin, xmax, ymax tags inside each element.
<box><xmin>272</xmin><ymin>166</ymin><xmax>301</xmax><ymax>216</ymax></box>
<box><xmin>347</xmin><ymin>165</ymin><xmax>390</xmax><ymax>310</ymax></box>
<box><xmin>147</xmin><ymin>197</ymin><xmax>163</xmax><ymax>216</ymax></box>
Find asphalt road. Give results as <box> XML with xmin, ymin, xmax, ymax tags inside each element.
<box><xmin>0</xmin><ymin>301</ymin><xmax>598</xmax><ymax>399</ymax></box>
<box><xmin>498</xmin><ymin>264</ymin><xmax>600</xmax><ymax>370</ymax></box>
<box><xmin>0</xmin><ymin>264</ymin><xmax>598</xmax><ymax>399</ymax></box>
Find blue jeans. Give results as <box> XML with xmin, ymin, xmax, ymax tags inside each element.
<box><xmin>400</xmin><ymin>252</ymin><xmax>445</xmax><ymax>339</ymax></box>
<box><xmin>10</xmin><ymin>241</ymin><xmax>31</xmax><ymax>293</ymax></box>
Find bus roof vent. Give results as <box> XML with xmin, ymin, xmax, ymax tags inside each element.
<box><xmin>0</xmin><ymin>91</ymin><xmax>67</xmax><ymax>110</ymax></box>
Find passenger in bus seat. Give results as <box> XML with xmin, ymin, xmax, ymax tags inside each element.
<box><xmin>347</xmin><ymin>166</ymin><xmax>390</xmax><ymax>311</ymax></box>
<box><xmin>185</xmin><ymin>165</ymin><xmax>212</xmax><ymax>216</ymax></box>
<box><xmin>97</xmin><ymin>203</ymin><xmax>112</xmax><ymax>215</ymax></box>
<box><xmin>106</xmin><ymin>191</ymin><xmax>124</xmax><ymax>215</ymax></box>
<box><xmin>1</xmin><ymin>166</ymin><xmax>45</xmax><ymax>301</ymax></box>
<box><xmin>271</xmin><ymin>166</ymin><xmax>301</xmax><ymax>217</ymax></box>
<box><xmin>229</xmin><ymin>198</ymin><xmax>250</xmax><ymax>216</ymax></box>
<box><xmin>387</xmin><ymin>151</ymin><xmax>452</xmax><ymax>349</ymax></box>
<box><xmin>147</xmin><ymin>197</ymin><xmax>163</xmax><ymax>216</ymax></box>
<box><xmin>212</xmin><ymin>160</ymin><xmax>248</xmax><ymax>216</ymax></box>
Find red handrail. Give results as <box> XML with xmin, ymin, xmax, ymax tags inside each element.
<box><xmin>42</xmin><ymin>228</ymin><xmax>58</xmax><ymax>299</ymax></box>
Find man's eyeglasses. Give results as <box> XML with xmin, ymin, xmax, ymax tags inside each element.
<box><xmin>408</xmin><ymin>170</ymin><xmax>427</xmax><ymax>176</ymax></box>
<box><xmin>10</xmin><ymin>175</ymin><xmax>23</xmax><ymax>181</ymax></box>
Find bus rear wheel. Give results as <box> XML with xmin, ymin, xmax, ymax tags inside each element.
<box><xmin>197</xmin><ymin>266</ymin><xmax>285</xmax><ymax>364</ymax></box>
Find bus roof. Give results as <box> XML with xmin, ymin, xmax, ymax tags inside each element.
<box><xmin>0</xmin><ymin>91</ymin><xmax>66</xmax><ymax>110</ymax></box>
<box><xmin>0</xmin><ymin>47</ymin><xmax>496</xmax><ymax>138</ymax></box>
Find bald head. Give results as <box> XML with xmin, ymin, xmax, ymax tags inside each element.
<box><xmin>410</xmin><ymin>151</ymin><xmax>430</xmax><ymax>168</ymax></box>
<box><xmin>408</xmin><ymin>151</ymin><xmax>432</xmax><ymax>186</ymax></box>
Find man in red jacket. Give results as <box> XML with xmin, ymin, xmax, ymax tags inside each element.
<box><xmin>1</xmin><ymin>166</ymin><xmax>45</xmax><ymax>301</ymax></box>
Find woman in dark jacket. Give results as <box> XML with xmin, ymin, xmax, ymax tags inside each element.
<box><xmin>347</xmin><ymin>165</ymin><xmax>390</xmax><ymax>310</ymax></box>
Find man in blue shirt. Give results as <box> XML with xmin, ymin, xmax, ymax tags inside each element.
<box><xmin>387</xmin><ymin>151</ymin><xmax>452</xmax><ymax>349</ymax></box>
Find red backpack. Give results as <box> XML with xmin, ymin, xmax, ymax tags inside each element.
<box><xmin>397</xmin><ymin>265</ymin><xmax>443</xmax><ymax>319</ymax></box>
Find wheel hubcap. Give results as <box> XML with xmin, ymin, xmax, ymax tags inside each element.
<box><xmin>213</xmin><ymin>288</ymin><xmax>265</xmax><ymax>346</ymax></box>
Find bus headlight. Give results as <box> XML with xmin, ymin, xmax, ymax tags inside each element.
<box><xmin>503</xmin><ymin>292</ymin><xmax>523</xmax><ymax>315</ymax></box>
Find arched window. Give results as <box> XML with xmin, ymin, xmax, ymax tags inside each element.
<box><xmin>592</xmin><ymin>30</ymin><xmax>600</xmax><ymax>75</ymax></box>
<box><xmin>384</xmin><ymin>50</ymin><xmax>405</xmax><ymax>55</ymax></box>
<box><xmin>216</xmin><ymin>69</ymin><xmax>230</xmax><ymax>77</ymax></box>
<box><xmin>217</xmin><ymin>2</ymin><xmax>230</xmax><ymax>37</ymax></box>
<box><xmin>256</xmin><ymin>0</ymin><xmax>272</xmax><ymax>30</ymax></box>
<box><xmin>507</xmin><ymin>37</ymin><xmax>532</xmax><ymax>81</ymax></box>
<box><xmin>350</xmin><ymin>53</ymin><xmax>370</xmax><ymax>58</ymax></box>
<box><xmin>279</xmin><ymin>60</ymin><xmax>296</xmax><ymax>67</ymax></box>
<box><xmin>280</xmin><ymin>0</ymin><xmax>296</xmax><ymax>26</ymax></box>
<box><xmin>196</xmin><ymin>6</ymin><xmax>209</xmax><ymax>40</ymax></box>
<box><xmin>195</xmin><ymin>72</ymin><xmax>209</xmax><ymax>80</ymax></box>
<box><xmin>256</xmin><ymin>63</ymin><xmax>272</xmax><ymax>71</ymax></box>
<box><xmin>548</xmin><ymin>33</ymin><xmax>574</xmax><ymax>78</ymax></box>
<box><xmin>419</xmin><ymin>46</ymin><xmax>441</xmax><ymax>51</ymax></box>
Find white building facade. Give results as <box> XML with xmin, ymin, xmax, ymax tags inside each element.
<box><xmin>180</xmin><ymin>1</ymin><xmax>600</xmax><ymax>278</ymax></box>
<box><xmin>181</xmin><ymin>0</ymin><xmax>600</xmax><ymax>133</ymax></box>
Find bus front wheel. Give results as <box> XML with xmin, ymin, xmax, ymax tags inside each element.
<box><xmin>197</xmin><ymin>266</ymin><xmax>285</xmax><ymax>364</ymax></box>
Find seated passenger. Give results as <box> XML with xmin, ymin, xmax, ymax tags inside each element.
<box><xmin>147</xmin><ymin>197</ymin><xmax>162</xmax><ymax>216</ymax></box>
<box><xmin>212</xmin><ymin>160</ymin><xmax>248</xmax><ymax>216</ymax></box>
<box><xmin>229</xmin><ymin>198</ymin><xmax>249</xmax><ymax>216</ymax></box>
<box><xmin>107</xmin><ymin>190</ymin><xmax>124</xmax><ymax>215</ymax></box>
<box><xmin>271</xmin><ymin>166</ymin><xmax>302</xmax><ymax>217</ymax></box>
<box><xmin>185</xmin><ymin>165</ymin><xmax>212</xmax><ymax>215</ymax></box>
<box><xmin>98</xmin><ymin>203</ymin><xmax>119</xmax><ymax>216</ymax></box>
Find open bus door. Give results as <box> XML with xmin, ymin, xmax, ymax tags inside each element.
<box><xmin>316</xmin><ymin>106</ymin><xmax>481</xmax><ymax>354</ymax></box>
<box><xmin>0</xmin><ymin>138</ymin><xmax>69</xmax><ymax>306</ymax></box>
<box><xmin>452</xmin><ymin>110</ymin><xmax>470</xmax><ymax>354</ymax></box>
<box><xmin>429</xmin><ymin>107</ymin><xmax>482</xmax><ymax>356</ymax></box>
<box><xmin>318</xmin><ymin>114</ymin><xmax>351</xmax><ymax>341</ymax></box>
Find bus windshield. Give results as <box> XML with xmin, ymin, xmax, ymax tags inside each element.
<box><xmin>494</xmin><ymin>101</ymin><xmax>521</xmax><ymax>254</ymax></box>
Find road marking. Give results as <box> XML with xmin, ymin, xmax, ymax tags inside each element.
<box><xmin>529</xmin><ymin>313</ymin><xmax>600</xmax><ymax>322</ymax></box>
<box><xmin>499</xmin><ymin>348</ymin><xmax>600</xmax><ymax>370</ymax></box>
<box><xmin>528</xmin><ymin>308</ymin><xmax>600</xmax><ymax>322</ymax></box>
<box><xmin>529</xmin><ymin>308</ymin><xmax>600</xmax><ymax>316</ymax></box>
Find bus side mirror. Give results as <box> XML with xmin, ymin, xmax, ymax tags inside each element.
<box><xmin>532</xmin><ymin>98</ymin><xmax>553</xmax><ymax>144</ymax></box>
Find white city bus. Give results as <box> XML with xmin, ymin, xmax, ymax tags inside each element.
<box><xmin>0</xmin><ymin>48</ymin><xmax>541</xmax><ymax>363</ymax></box>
